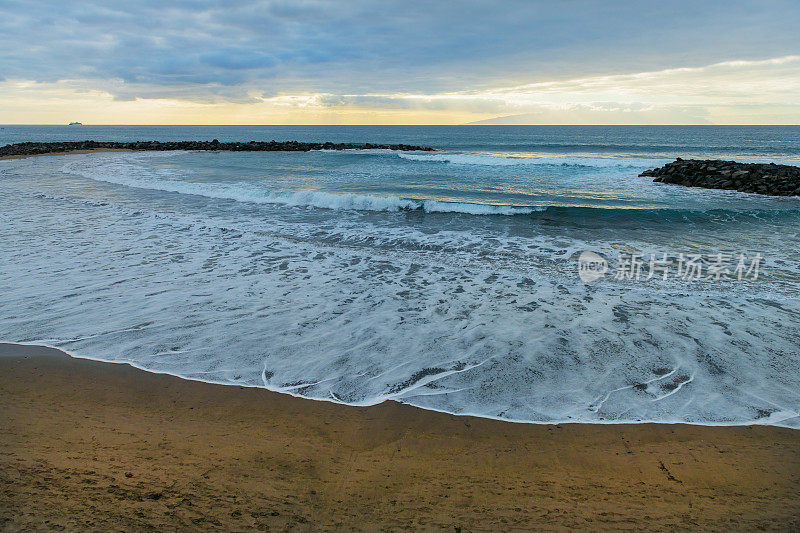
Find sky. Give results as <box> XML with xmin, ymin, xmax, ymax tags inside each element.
<box><xmin>0</xmin><ymin>0</ymin><xmax>798</xmax><ymax>125</ymax></box>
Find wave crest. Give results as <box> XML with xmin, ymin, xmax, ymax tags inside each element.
<box><xmin>397</xmin><ymin>152</ymin><xmax>664</xmax><ymax>168</ymax></box>
<box><xmin>59</xmin><ymin>157</ymin><xmax>542</xmax><ymax>216</ymax></box>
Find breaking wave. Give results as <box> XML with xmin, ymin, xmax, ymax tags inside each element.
<box><xmin>397</xmin><ymin>152</ymin><xmax>665</xmax><ymax>168</ymax></box>
<box><xmin>59</xmin><ymin>157</ymin><xmax>544</xmax><ymax>215</ymax></box>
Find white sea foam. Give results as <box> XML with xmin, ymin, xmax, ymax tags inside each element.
<box><xmin>2</xmin><ymin>150</ymin><xmax>799</xmax><ymax>429</ymax></box>
<box><xmin>271</xmin><ymin>190</ymin><xmax>412</xmax><ymax>211</ymax></box>
<box><xmin>397</xmin><ymin>152</ymin><xmax>665</xmax><ymax>168</ymax></box>
<box><xmin>420</xmin><ymin>200</ymin><xmax>542</xmax><ymax>215</ymax></box>
<box><xmin>58</xmin><ymin>155</ymin><xmax>542</xmax><ymax>215</ymax></box>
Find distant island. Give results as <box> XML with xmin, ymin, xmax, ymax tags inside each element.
<box><xmin>0</xmin><ymin>140</ymin><xmax>436</xmax><ymax>159</ymax></box>
<box><xmin>68</xmin><ymin>122</ymin><xmax>82</xmax><ymax>126</ymax></box>
<box><xmin>641</xmin><ymin>158</ymin><xmax>800</xmax><ymax>196</ymax></box>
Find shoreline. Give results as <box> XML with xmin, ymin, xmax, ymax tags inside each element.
<box><xmin>0</xmin><ymin>148</ymin><xmax>136</xmax><ymax>160</ymax></box>
<box><xmin>6</xmin><ymin>341</ymin><xmax>796</xmax><ymax>429</ymax></box>
<box><xmin>2</xmin><ymin>342</ymin><xmax>799</xmax><ymax>530</ymax></box>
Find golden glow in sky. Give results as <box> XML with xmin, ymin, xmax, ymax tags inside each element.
<box><xmin>2</xmin><ymin>55</ymin><xmax>798</xmax><ymax>125</ymax></box>
<box><xmin>2</xmin><ymin>2</ymin><xmax>798</xmax><ymax>125</ymax></box>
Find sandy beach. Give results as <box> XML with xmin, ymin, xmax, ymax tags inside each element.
<box><xmin>1</xmin><ymin>342</ymin><xmax>798</xmax><ymax>531</ymax></box>
<box><xmin>0</xmin><ymin>148</ymin><xmax>135</xmax><ymax>161</ymax></box>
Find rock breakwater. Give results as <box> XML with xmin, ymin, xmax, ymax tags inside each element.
<box><xmin>640</xmin><ymin>159</ymin><xmax>800</xmax><ymax>196</ymax></box>
<box><xmin>0</xmin><ymin>140</ymin><xmax>435</xmax><ymax>158</ymax></box>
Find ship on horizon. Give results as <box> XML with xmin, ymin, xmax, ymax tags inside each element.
<box><xmin>68</xmin><ymin>121</ymin><xmax>82</xmax><ymax>126</ymax></box>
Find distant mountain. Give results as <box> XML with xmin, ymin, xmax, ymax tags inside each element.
<box><xmin>467</xmin><ymin>114</ymin><xmax>551</xmax><ymax>125</ymax></box>
<box><xmin>467</xmin><ymin>108</ymin><xmax>714</xmax><ymax>125</ymax></box>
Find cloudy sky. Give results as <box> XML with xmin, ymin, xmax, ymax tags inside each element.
<box><xmin>1</xmin><ymin>0</ymin><xmax>798</xmax><ymax>124</ymax></box>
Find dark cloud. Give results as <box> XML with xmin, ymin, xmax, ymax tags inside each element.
<box><xmin>1</xmin><ymin>0</ymin><xmax>798</xmax><ymax>101</ymax></box>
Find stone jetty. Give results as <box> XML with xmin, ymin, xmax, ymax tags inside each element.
<box><xmin>0</xmin><ymin>139</ymin><xmax>435</xmax><ymax>158</ymax></box>
<box><xmin>640</xmin><ymin>158</ymin><xmax>800</xmax><ymax>196</ymax></box>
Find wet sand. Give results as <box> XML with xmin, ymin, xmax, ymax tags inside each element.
<box><xmin>1</xmin><ymin>342</ymin><xmax>798</xmax><ymax>531</ymax></box>
<box><xmin>0</xmin><ymin>148</ymin><xmax>134</xmax><ymax>160</ymax></box>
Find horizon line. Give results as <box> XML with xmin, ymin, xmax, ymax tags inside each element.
<box><xmin>2</xmin><ymin>123</ymin><xmax>799</xmax><ymax>127</ymax></box>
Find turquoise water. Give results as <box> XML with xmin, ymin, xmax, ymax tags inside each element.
<box><xmin>1</xmin><ymin>126</ymin><xmax>799</xmax><ymax>426</ymax></box>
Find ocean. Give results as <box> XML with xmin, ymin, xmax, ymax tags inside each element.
<box><xmin>1</xmin><ymin>125</ymin><xmax>799</xmax><ymax>427</ymax></box>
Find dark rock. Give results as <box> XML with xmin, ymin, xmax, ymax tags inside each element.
<box><xmin>0</xmin><ymin>140</ymin><xmax>436</xmax><ymax>158</ymax></box>
<box><xmin>639</xmin><ymin>159</ymin><xmax>800</xmax><ymax>197</ymax></box>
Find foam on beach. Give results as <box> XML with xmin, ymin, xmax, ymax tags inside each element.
<box><xmin>2</xmin><ymin>148</ymin><xmax>799</xmax><ymax>428</ymax></box>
